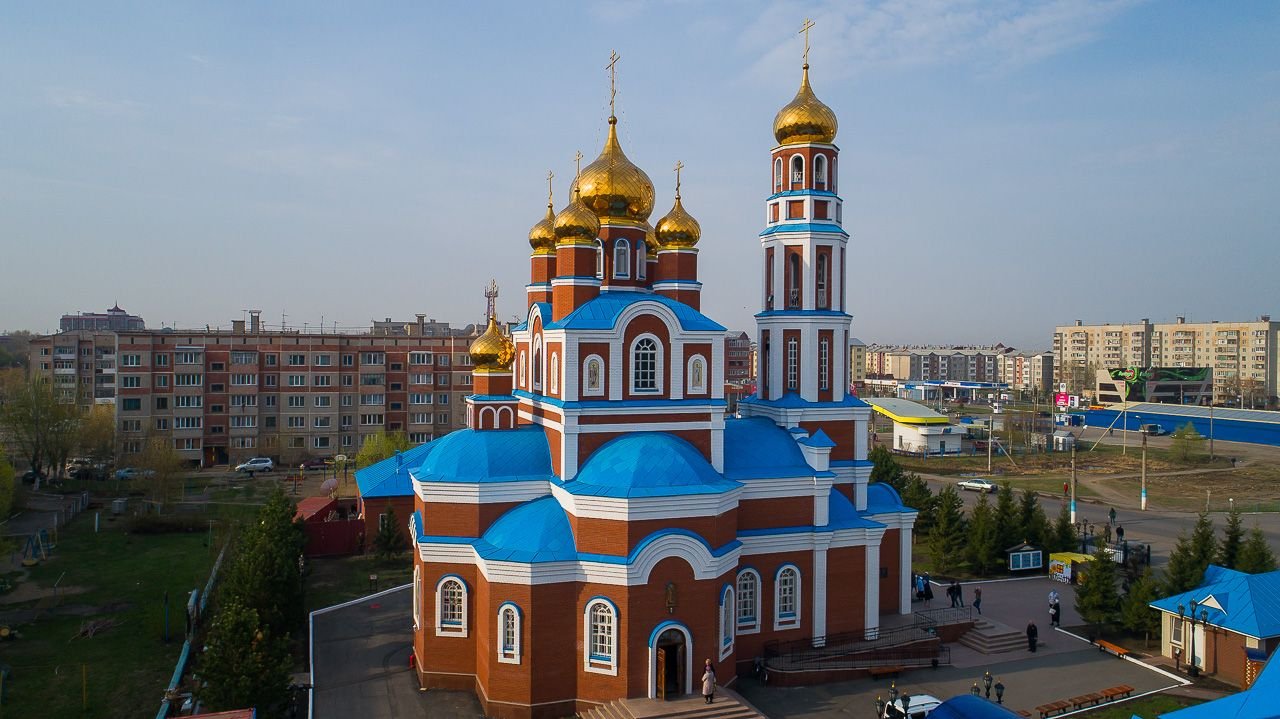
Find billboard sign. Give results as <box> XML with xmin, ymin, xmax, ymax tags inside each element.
<box><xmin>1055</xmin><ymin>392</ymin><xmax>1069</xmax><ymax>408</ymax></box>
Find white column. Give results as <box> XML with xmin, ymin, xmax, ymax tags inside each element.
<box><xmin>813</xmin><ymin>538</ymin><xmax>830</xmax><ymax>647</ymax></box>
<box><xmin>864</xmin><ymin>543</ymin><xmax>880</xmax><ymax>639</ymax></box>
<box><xmin>899</xmin><ymin>526</ymin><xmax>913</xmax><ymax>615</ymax></box>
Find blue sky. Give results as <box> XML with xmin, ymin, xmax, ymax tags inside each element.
<box><xmin>2</xmin><ymin>1</ymin><xmax>1277</xmax><ymax>348</ymax></box>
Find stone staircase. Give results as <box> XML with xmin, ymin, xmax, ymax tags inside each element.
<box><xmin>957</xmin><ymin>617</ymin><xmax>1027</xmax><ymax>654</ymax></box>
<box><xmin>581</xmin><ymin>692</ymin><xmax>764</xmax><ymax>719</ymax></box>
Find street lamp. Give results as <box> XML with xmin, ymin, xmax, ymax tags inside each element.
<box><xmin>994</xmin><ymin>679</ymin><xmax>1005</xmax><ymax>704</ymax></box>
<box><xmin>983</xmin><ymin>671</ymin><xmax>993</xmax><ymax>699</ymax></box>
<box><xmin>970</xmin><ymin>682</ymin><xmax>981</xmax><ymax>697</ymax></box>
<box><xmin>875</xmin><ymin>696</ymin><xmax>885</xmax><ymax>718</ymax></box>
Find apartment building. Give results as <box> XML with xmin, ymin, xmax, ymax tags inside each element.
<box><xmin>864</xmin><ymin>344</ymin><xmax>1013</xmax><ymax>383</ymax></box>
<box><xmin>59</xmin><ymin>304</ymin><xmax>145</xmax><ymax>333</ymax></box>
<box><xmin>997</xmin><ymin>350</ymin><xmax>1055</xmax><ymax>396</ymax></box>
<box><xmin>849</xmin><ymin>336</ymin><xmax>867</xmax><ymax>386</ymax></box>
<box><xmin>724</xmin><ymin>331</ymin><xmax>753</xmax><ymax>384</ymax></box>
<box><xmin>30</xmin><ymin>330</ymin><xmax>121</xmax><ymax>407</ymax></box>
<box><xmin>1053</xmin><ymin>316</ymin><xmax>1279</xmax><ymax>406</ymax></box>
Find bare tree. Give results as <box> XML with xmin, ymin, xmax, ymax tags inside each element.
<box><xmin>137</xmin><ymin>436</ymin><xmax>184</xmax><ymax>512</ymax></box>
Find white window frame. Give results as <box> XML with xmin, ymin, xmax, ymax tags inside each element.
<box><xmin>532</xmin><ymin>337</ymin><xmax>543</xmax><ymax>391</ymax></box>
<box><xmin>719</xmin><ymin>584</ymin><xmax>735</xmax><ymax>660</ymax></box>
<box><xmin>814</xmin><ymin>153</ymin><xmax>827</xmax><ymax>186</ymax></box>
<box><xmin>636</xmin><ymin>241</ymin><xmax>647</xmax><ymax>280</ymax></box>
<box><xmin>497</xmin><ymin>602</ymin><xmax>522</xmax><ymax>665</ymax></box>
<box><xmin>518</xmin><ymin>350</ymin><xmax>526</xmax><ymax>387</ymax></box>
<box><xmin>412</xmin><ymin>565</ymin><xmax>422</xmax><ymax>630</ymax></box>
<box><xmin>790</xmin><ymin>154</ymin><xmax>804</xmax><ymax>185</ymax></box>
<box><xmin>819</xmin><ymin>338</ymin><xmax>830</xmax><ymax>391</ymax></box>
<box><xmin>774</xmin><ymin>157</ymin><xmax>783</xmax><ymax>190</ymax></box>
<box><xmin>736</xmin><ymin>569</ymin><xmax>761</xmax><ymax>634</ymax></box>
<box><xmin>629</xmin><ymin>334</ymin><xmax>663</xmax><ymax>394</ymax></box>
<box><xmin>613</xmin><ymin>238</ymin><xmax>631</xmax><ymax>279</ymax></box>
<box><xmin>787</xmin><ymin>338</ymin><xmax>799</xmax><ymax>391</ymax></box>
<box><xmin>595</xmin><ymin>239</ymin><xmax>605</xmax><ymax>279</ymax></box>
<box><xmin>687</xmin><ymin>354</ymin><xmax>707</xmax><ymax>394</ymax></box>
<box><xmin>583</xmin><ymin>354</ymin><xmax>605</xmax><ymax>397</ymax></box>
<box><xmin>584</xmin><ymin>597</ymin><xmax>618</xmax><ymax>676</ymax></box>
<box><xmin>1170</xmin><ymin>614</ymin><xmax>1183</xmax><ymax>646</ymax></box>
<box><xmin>774</xmin><ymin>564</ymin><xmax>801</xmax><ymax>631</ymax></box>
<box><xmin>550</xmin><ymin>352</ymin><xmax>559</xmax><ymax>394</ymax></box>
<box><xmin>435</xmin><ymin>575</ymin><xmax>468</xmax><ymax>637</ymax></box>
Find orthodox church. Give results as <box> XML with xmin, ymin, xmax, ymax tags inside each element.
<box><xmin>405</xmin><ymin>49</ymin><xmax>917</xmax><ymax>719</ymax></box>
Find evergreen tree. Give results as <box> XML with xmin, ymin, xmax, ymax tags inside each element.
<box><xmin>197</xmin><ymin>599</ymin><xmax>292</xmax><ymax>713</ymax></box>
<box><xmin>1237</xmin><ymin>527</ymin><xmax>1278</xmax><ymax>574</ymax></box>
<box><xmin>966</xmin><ymin>492</ymin><xmax>999</xmax><ymax>576</ymax></box>
<box><xmin>1219</xmin><ymin>505</ymin><xmax>1245</xmax><ymax>569</ymax></box>
<box><xmin>992</xmin><ymin>482</ymin><xmax>1020</xmax><ymax>556</ymax></box>
<box><xmin>221</xmin><ymin>488</ymin><xmax>307</xmax><ymax>635</ymax></box>
<box><xmin>1075</xmin><ymin>545</ymin><xmax>1122</xmax><ymax>637</ymax></box>
<box><xmin>374</xmin><ymin>503</ymin><xmax>407</xmax><ymax>560</ymax></box>
<box><xmin>1018</xmin><ymin>489</ymin><xmax>1050</xmax><ymax>549</ymax></box>
<box><xmin>1120</xmin><ymin>568</ymin><xmax>1162</xmax><ymax>642</ymax></box>
<box><xmin>869</xmin><ymin>445</ymin><xmax>906</xmax><ymax>491</ymax></box>
<box><xmin>1189</xmin><ymin>511</ymin><xmax>1218</xmax><ymax>573</ymax></box>
<box><xmin>928</xmin><ymin>485</ymin><xmax>968</xmax><ymax>575</ymax></box>
<box><xmin>898</xmin><ymin>472</ymin><xmax>937</xmax><ymax>537</ymax></box>
<box><xmin>1051</xmin><ymin>501</ymin><xmax>1077</xmax><ymax>553</ymax></box>
<box><xmin>1164</xmin><ymin>528</ymin><xmax>1209</xmax><ymax>596</ymax></box>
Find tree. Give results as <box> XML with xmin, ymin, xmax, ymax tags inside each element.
<box><xmin>992</xmin><ymin>482</ymin><xmax>1020</xmax><ymax>556</ymax></box>
<box><xmin>221</xmin><ymin>488</ymin><xmax>306</xmax><ymax>634</ymax></box>
<box><xmin>899</xmin><ymin>472</ymin><xmax>936</xmax><ymax>537</ymax></box>
<box><xmin>1050</xmin><ymin>501</ymin><xmax>1077</xmax><ymax>553</ymax></box>
<box><xmin>137</xmin><ymin>436</ymin><xmax>185</xmax><ymax>511</ymax></box>
<box><xmin>1169</xmin><ymin>422</ymin><xmax>1205</xmax><ymax>464</ymax></box>
<box><xmin>354</xmin><ymin>430</ymin><xmax>413</xmax><ymax>469</ymax></box>
<box><xmin>0</xmin><ymin>446</ymin><xmax>14</xmax><ymax>519</ymax></box>
<box><xmin>1018</xmin><ymin>490</ymin><xmax>1051</xmax><ymax>549</ymax></box>
<box><xmin>1219</xmin><ymin>504</ymin><xmax>1245</xmax><ymax>569</ymax></box>
<box><xmin>0</xmin><ymin>332</ymin><xmax>34</xmax><ymax>369</ymax></box>
<box><xmin>197</xmin><ymin>599</ymin><xmax>292</xmax><ymax>714</ymax></box>
<box><xmin>1120</xmin><ymin>568</ymin><xmax>1162</xmax><ymax>643</ymax></box>
<box><xmin>966</xmin><ymin>493</ymin><xmax>999</xmax><ymax>576</ymax></box>
<box><xmin>1075</xmin><ymin>545</ymin><xmax>1122</xmax><ymax>637</ymax></box>
<box><xmin>1237</xmin><ymin>527</ymin><xmax>1278</xmax><ymax>574</ymax></box>
<box><xmin>373</xmin><ymin>503</ymin><xmax>407</xmax><ymax>560</ymax></box>
<box><xmin>869</xmin><ymin>445</ymin><xmax>906</xmax><ymax>491</ymax></box>
<box><xmin>1164</xmin><ymin>513</ymin><xmax>1216</xmax><ymax>595</ymax></box>
<box><xmin>928</xmin><ymin>485</ymin><xmax>967</xmax><ymax>575</ymax></box>
<box><xmin>79</xmin><ymin>403</ymin><xmax>116</xmax><ymax>468</ymax></box>
<box><xmin>0</xmin><ymin>372</ymin><xmax>66</xmax><ymax>478</ymax></box>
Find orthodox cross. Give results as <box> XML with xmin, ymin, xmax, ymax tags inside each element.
<box><xmin>606</xmin><ymin>50</ymin><xmax>621</xmax><ymax>117</ymax></box>
<box><xmin>673</xmin><ymin>160</ymin><xmax>684</xmax><ymax>198</ymax></box>
<box><xmin>574</xmin><ymin>150</ymin><xmax>584</xmax><ymax>180</ymax></box>
<box><xmin>800</xmin><ymin>18</ymin><xmax>815</xmax><ymax>65</ymax></box>
<box><xmin>545</xmin><ymin>169</ymin><xmax>554</xmax><ymax>204</ymax></box>
<box><xmin>484</xmin><ymin>279</ymin><xmax>499</xmax><ymax>319</ymax></box>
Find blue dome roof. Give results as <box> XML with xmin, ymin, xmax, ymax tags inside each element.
<box><xmin>476</xmin><ymin>497</ymin><xmax>577</xmax><ymax>563</ymax></box>
<box><xmin>867</xmin><ymin>482</ymin><xmax>909</xmax><ymax>513</ymax></box>
<box><xmin>722</xmin><ymin>418</ymin><xmax>814</xmax><ymax>479</ymax></box>
<box><xmin>929</xmin><ymin>696</ymin><xmax>1021</xmax><ymax>719</ymax></box>
<box><xmin>568</xmin><ymin>433</ymin><xmax>740</xmax><ymax>498</ymax></box>
<box><xmin>412</xmin><ymin>426</ymin><xmax>553</xmax><ymax>483</ymax></box>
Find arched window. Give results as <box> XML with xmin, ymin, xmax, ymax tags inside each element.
<box><xmin>583</xmin><ymin>355</ymin><xmax>604</xmax><ymax>396</ymax></box>
<box><xmin>549</xmin><ymin>352</ymin><xmax>559</xmax><ymax>394</ymax></box>
<box><xmin>814</xmin><ymin>154</ymin><xmax>827</xmax><ymax>189</ymax></box>
<box><xmin>584</xmin><ymin>598</ymin><xmax>618</xmax><ymax>675</ymax></box>
<box><xmin>790</xmin><ymin>155</ymin><xmax>804</xmax><ymax>186</ymax></box>
<box><xmin>532</xmin><ymin>337</ymin><xmax>543</xmax><ymax>391</ymax></box>
<box><xmin>412</xmin><ymin>565</ymin><xmax>422</xmax><ymax>630</ymax></box>
<box><xmin>719</xmin><ymin>585</ymin><xmax>735</xmax><ymax>660</ymax></box>
<box><xmin>595</xmin><ymin>239</ymin><xmax>605</xmax><ymax>279</ymax></box>
<box><xmin>497</xmin><ymin>603</ymin><xmax>522</xmax><ymax>664</ymax></box>
<box><xmin>816</xmin><ymin>254</ymin><xmax>829</xmax><ymax>309</ymax></box>
<box><xmin>775</xmin><ymin>565</ymin><xmax>800</xmax><ymax>630</ymax></box>
<box><xmin>774</xmin><ymin>157</ymin><xmax>783</xmax><ymax>190</ymax></box>
<box><xmin>688</xmin><ymin>355</ymin><xmax>707</xmax><ymax>394</ymax></box>
<box><xmin>787</xmin><ymin>338</ymin><xmax>799</xmax><ymax>391</ymax></box>
<box><xmin>435</xmin><ymin>576</ymin><xmax>468</xmax><ymax>637</ymax></box>
<box><xmin>630</xmin><ymin>336</ymin><xmax>660</xmax><ymax>393</ymax></box>
<box><xmin>788</xmin><ymin>254</ymin><xmax>801</xmax><ymax>308</ymax></box>
<box><xmin>636</xmin><ymin>241</ymin><xmax>647</xmax><ymax>281</ymax></box>
<box><xmin>736</xmin><ymin>569</ymin><xmax>760</xmax><ymax>633</ymax></box>
<box><xmin>613</xmin><ymin>239</ymin><xmax>631</xmax><ymax>279</ymax></box>
<box><xmin>517</xmin><ymin>350</ymin><xmax>526</xmax><ymax>387</ymax></box>
<box><xmin>819</xmin><ymin>338</ymin><xmax>830</xmax><ymax>391</ymax></box>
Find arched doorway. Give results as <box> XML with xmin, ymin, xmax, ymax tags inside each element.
<box><xmin>648</xmin><ymin>622</ymin><xmax>693</xmax><ymax>700</ymax></box>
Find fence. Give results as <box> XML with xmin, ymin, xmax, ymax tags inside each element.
<box><xmin>155</xmin><ymin>539</ymin><xmax>230</xmax><ymax>719</ymax></box>
<box><xmin>761</xmin><ymin>609</ymin><xmax>967</xmax><ymax>673</ymax></box>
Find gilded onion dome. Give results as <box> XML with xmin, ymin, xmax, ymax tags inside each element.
<box><xmin>654</xmin><ymin>194</ymin><xmax>701</xmax><ymax>249</ymax></box>
<box><xmin>528</xmin><ymin>201</ymin><xmax>556</xmax><ymax>255</ymax></box>
<box><xmin>552</xmin><ymin>183</ymin><xmax>601</xmax><ymax>246</ymax></box>
<box><xmin>576</xmin><ymin>117</ymin><xmax>656</xmax><ymax>224</ymax></box>
<box><xmin>469</xmin><ymin>315</ymin><xmax>515</xmax><ymax>373</ymax></box>
<box><xmin>773</xmin><ymin>64</ymin><xmax>838</xmax><ymax>145</ymax></box>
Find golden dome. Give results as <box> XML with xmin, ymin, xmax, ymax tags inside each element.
<box><xmin>773</xmin><ymin>64</ymin><xmax>838</xmax><ymax>145</ymax></box>
<box><xmin>553</xmin><ymin>183</ymin><xmax>602</xmax><ymax>246</ymax></box>
<box><xmin>576</xmin><ymin>117</ymin><xmax>655</xmax><ymax>224</ymax></box>
<box><xmin>469</xmin><ymin>315</ymin><xmax>515</xmax><ymax>373</ymax></box>
<box><xmin>654</xmin><ymin>195</ymin><xmax>701</xmax><ymax>249</ymax></box>
<box><xmin>528</xmin><ymin>201</ymin><xmax>556</xmax><ymax>255</ymax></box>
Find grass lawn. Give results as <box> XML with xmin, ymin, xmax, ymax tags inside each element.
<box><xmin>306</xmin><ymin>553</ymin><xmax>414</xmax><ymax>614</ymax></box>
<box><xmin>1079</xmin><ymin>693</ymin><xmax>1203</xmax><ymax>718</ymax></box>
<box><xmin>0</xmin><ymin>502</ymin><xmax>258</xmax><ymax>719</ymax></box>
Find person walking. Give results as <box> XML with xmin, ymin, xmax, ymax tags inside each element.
<box><xmin>948</xmin><ymin>581</ymin><xmax>958</xmax><ymax>608</ymax></box>
<box><xmin>702</xmin><ymin>659</ymin><xmax>716</xmax><ymax>704</ymax></box>
<box><xmin>915</xmin><ymin>573</ymin><xmax>925</xmax><ymax>602</ymax></box>
<box><xmin>923</xmin><ymin>575</ymin><xmax>934</xmax><ymax>606</ymax></box>
<box><xmin>1026</xmin><ymin>621</ymin><xmax>1039</xmax><ymax>652</ymax></box>
<box><xmin>1116</xmin><ymin>524</ymin><xmax>1125</xmax><ymax>542</ymax></box>
<box><xmin>1109</xmin><ymin>507</ymin><xmax>1117</xmax><ymax>526</ymax></box>
<box><xmin>1050</xmin><ymin>599</ymin><xmax>1061</xmax><ymax>627</ymax></box>
<box><xmin>973</xmin><ymin>587</ymin><xmax>983</xmax><ymax>615</ymax></box>
<box><xmin>1063</xmin><ymin>480</ymin><xmax>1069</xmax><ymax>498</ymax></box>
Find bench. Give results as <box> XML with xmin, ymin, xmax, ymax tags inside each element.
<box><xmin>1035</xmin><ymin>700</ymin><xmax>1072</xmax><ymax>717</ymax></box>
<box><xmin>1101</xmin><ymin>684</ymin><xmax>1135</xmax><ymax>700</ymax></box>
<box><xmin>1095</xmin><ymin>639</ymin><xmax>1130</xmax><ymax>658</ymax></box>
<box><xmin>1069</xmin><ymin>693</ymin><xmax>1104</xmax><ymax>709</ymax></box>
<box><xmin>1016</xmin><ymin>712</ymin><xmax>1032</xmax><ymax>718</ymax></box>
<box><xmin>868</xmin><ymin>666</ymin><xmax>903</xmax><ymax>678</ymax></box>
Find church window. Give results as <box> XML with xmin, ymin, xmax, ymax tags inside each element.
<box><xmin>630</xmin><ymin>336</ymin><xmax>661</xmax><ymax>394</ymax></box>
<box><xmin>688</xmin><ymin>355</ymin><xmax>707</xmax><ymax>394</ymax></box>
<box><xmin>550</xmin><ymin>352</ymin><xmax>559</xmax><ymax>394</ymax></box>
<box><xmin>498</xmin><ymin>603</ymin><xmax>521</xmax><ymax>664</ymax></box>
<box><xmin>820</xmin><ymin>338</ymin><xmax>830</xmax><ymax>391</ymax></box>
<box><xmin>787</xmin><ymin>338</ymin><xmax>798</xmax><ymax>391</ymax></box>
<box><xmin>518</xmin><ymin>352</ymin><xmax>526</xmax><ymax>386</ymax></box>
<box><xmin>595</xmin><ymin>239</ymin><xmax>605</xmax><ymax>279</ymax></box>
<box><xmin>719</xmin><ymin>585</ymin><xmax>735</xmax><ymax>660</ymax></box>
<box><xmin>636</xmin><ymin>241</ymin><xmax>647</xmax><ymax>280</ymax></box>
<box><xmin>436</xmin><ymin>576</ymin><xmax>468</xmax><ymax>637</ymax></box>
<box><xmin>613</xmin><ymin>239</ymin><xmax>631</xmax><ymax>279</ymax></box>
<box><xmin>775</xmin><ymin>565</ymin><xmax>800</xmax><ymax>630</ymax></box>
<box><xmin>412</xmin><ymin>565</ymin><xmax>422</xmax><ymax>630</ymax></box>
<box><xmin>790</xmin><ymin>155</ymin><xmax>804</xmax><ymax>186</ymax></box>
<box><xmin>583</xmin><ymin>355</ymin><xmax>604</xmax><ymax>396</ymax></box>
<box><xmin>532</xmin><ymin>337</ymin><xmax>543</xmax><ymax>391</ymax></box>
<box><xmin>584</xmin><ymin>598</ymin><xmax>618</xmax><ymax>675</ymax></box>
<box><xmin>774</xmin><ymin>157</ymin><xmax>783</xmax><ymax>190</ymax></box>
<box><xmin>736</xmin><ymin>569</ymin><xmax>760</xmax><ymax>633</ymax></box>
<box><xmin>816</xmin><ymin>254</ymin><xmax>829</xmax><ymax>309</ymax></box>
<box><xmin>788</xmin><ymin>254</ymin><xmax>801</xmax><ymax>308</ymax></box>
<box><xmin>814</xmin><ymin>154</ymin><xmax>827</xmax><ymax>189</ymax></box>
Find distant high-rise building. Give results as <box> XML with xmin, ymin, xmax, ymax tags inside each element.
<box><xmin>59</xmin><ymin>304</ymin><xmax>145</xmax><ymax>332</ymax></box>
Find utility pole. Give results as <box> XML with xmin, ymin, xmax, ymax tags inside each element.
<box><xmin>1122</xmin><ymin>398</ymin><xmax>1128</xmax><ymax>455</ymax></box>
<box><xmin>1070</xmin><ymin>445</ymin><xmax>1077</xmax><ymax>523</ymax></box>
<box><xmin>987</xmin><ymin>418</ymin><xmax>993</xmax><ymax>474</ymax></box>
<box><xmin>1209</xmin><ymin>403</ymin><xmax>1215</xmax><ymax>461</ymax></box>
<box><xmin>1141</xmin><ymin>432</ymin><xmax>1148</xmax><ymax>511</ymax></box>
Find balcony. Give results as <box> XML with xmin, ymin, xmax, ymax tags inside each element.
<box><xmin>787</xmin><ymin>288</ymin><xmax>801</xmax><ymax>309</ymax></box>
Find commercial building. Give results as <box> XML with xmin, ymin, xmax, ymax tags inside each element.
<box><xmin>1053</xmin><ymin>316</ymin><xmax>1279</xmax><ymax>407</ymax></box>
<box><xmin>1094</xmin><ymin>367</ymin><xmax>1213</xmax><ymax>405</ymax></box>
<box><xmin>59</xmin><ymin>304</ymin><xmax>145</xmax><ymax>333</ymax></box>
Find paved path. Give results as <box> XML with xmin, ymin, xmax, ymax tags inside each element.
<box><xmin>310</xmin><ymin>586</ymin><xmax>482</xmax><ymax>719</ymax></box>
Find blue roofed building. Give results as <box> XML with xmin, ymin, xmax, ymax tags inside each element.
<box><xmin>1159</xmin><ymin>650</ymin><xmax>1280</xmax><ymax>718</ymax></box>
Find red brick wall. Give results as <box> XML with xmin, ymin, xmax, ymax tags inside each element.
<box><xmin>879</xmin><ymin>529</ymin><xmax>900</xmax><ymax>614</ymax></box>
<box><xmin>569</xmin><ymin>512</ymin><xmax>739</xmax><ymax>558</ymax></box>
<box><xmin>738</xmin><ymin>496</ymin><xmax>812</xmax><ymax>531</ymax></box>
<box><xmin>801</xmin><ymin>420</ymin><xmax>856</xmax><ymax>461</ymax></box>
<box><xmin>825</xmin><ymin>546</ymin><xmax>866</xmax><ymax>636</ymax></box>
<box><xmin>621</xmin><ymin>315</ymin><xmax>672</xmax><ymax>401</ymax></box>
<box><xmin>420</xmin><ymin>502</ymin><xmax>521</xmax><ymax>538</ymax></box>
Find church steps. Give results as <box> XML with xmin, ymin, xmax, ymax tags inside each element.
<box><xmin>957</xmin><ymin>618</ymin><xmax>1028</xmax><ymax>654</ymax></box>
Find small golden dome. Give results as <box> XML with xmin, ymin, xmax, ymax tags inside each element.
<box><xmin>654</xmin><ymin>195</ymin><xmax>701</xmax><ymax>249</ymax></box>
<box><xmin>528</xmin><ymin>202</ymin><xmax>556</xmax><ymax>255</ymax></box>
<box><xmin>469</xmin><ymin>315</ymin><xmax>515</xmax><ymax>373</ymax></box>
<box><xmin>553</xmin><ymin>184</ymin><xmax>602</xmax><ymax>246</ymax></box>
<box><xmin>773</xmin><ymin>64</ymin><xmax>838</xmax><ymax>145</ymax></box>
<box><xmin>577</xmin><ymin>117</ymin><xmax>655</xmax><ymax>224</ymax></box>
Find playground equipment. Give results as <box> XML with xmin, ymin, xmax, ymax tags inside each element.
<box><xmin>20</xmin><ymin>529</ymin><xmax>53</xmax><ymax>566</ymax></box>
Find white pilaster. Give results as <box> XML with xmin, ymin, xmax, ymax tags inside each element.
<box><xmin>899</xmin><ymin>526</ymin><xmax>913</xmax><ymax>615</ymax></box>
<box><xmin>864</xmin><ymin>543</ymin><xmax>880</xmax><ymax>639</ymax></box>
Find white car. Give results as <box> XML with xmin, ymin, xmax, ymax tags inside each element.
<box><xmin>957</xmin><ymin>478</ymin><xmax>996</xmax><ymax>493</ymax></box>
<box><xmin>235</xmin><ymin>457</ymin><xmax>274</xmax><ymax>474</ymax></box>
<box><xmin>882</xmin><ymin>693</ymin><xmax>942</xmax><ymax>718</ymax></box>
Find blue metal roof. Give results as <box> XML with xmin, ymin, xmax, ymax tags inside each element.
<box><xmin>826</xmin><ymin>488</ymin><xmax>884</xmax><ymax>530</ymax></box>
<box><xmin>565</xmin><ymin>433</ymin><xmax>740</xmax><ymax>498</ymax></box>
<box><xmin>766</xmin><ymin>189</ymin><xmax>839</xmax><ymax>200</ymax></box>
<box><xmin>411</xmin><ymin>425</ymin><xmax>554</xmax><ymax>484</ymax></box>
<box><xmin>1160</xmin><ymin>650</ymin><xmax>1280</xmax><ymax>718</ymax></box>
<box><xmin>474</xmin><ymin>496</ymin><xmax>578</xmax><ymax>563</ymax></box>
<box><xmin>759</xmin><ymin>222</ymin><xmax>848</xmax><ymax>238</ymax></box>
<box><xmin>929</xmin><ymin>696</ymin><xmax>1022</xmax><ymax>719</ymax></box>
<box><xmin>867</xmin><ymin>482</ymin><xmax>915</xmax><ymax>514</ymax></box>
<box><xmin>723</xmin><ymin>417</ymin><xmax>814</xmax><ymax>479</ymax></box>
<box><xmin>512</xmin><ymin>389</ymin><xmax>725</xmax><ymax>410</ymax></box>
<box><xmin>355</xmin><ymin>441</ymin><xmax>439</xmax><ymax>498</ymax></box>
<box><xmin>798</xmin><ymin>428</ymin><xmax>836</xmax><ymax>448</ymax></box>
<box><xmin>543</xmin><ymin>291</ymin><xmax>725</xmax><ymax>332</ymax></box>
<box><xmin>739</xmin><ymin>392</ymin><xmax>870</xmax><ymax>409</ymax></box>
<box><xmin>754</xmin><ymin>310</ymin><xmax>852</xmax><ymax>319</ymax></box>
<box><xmin>1151</xmin><ymin>565</ymin><xmax>1280</xmax><ymax>638</ymax></box>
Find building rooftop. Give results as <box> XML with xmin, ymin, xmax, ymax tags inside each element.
<box><xmin>864</xmin><ymin>398</ymin><xmax>951</xmax><ymax>425</ymax></box>
<box><xmin>1150</xmin><ymin>565</ymin><xmax>1280</xmax><ymax>639</ymax></box>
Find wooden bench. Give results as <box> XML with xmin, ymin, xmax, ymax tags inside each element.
<box><xmin>1095</xmin><ymin>639</ymin><xmax>1131</xmax><ymax>658</ymax></box>
<box><xmin>1070</xmin><ymin>693</ymin><xmax>1104</xmax><ymax>709</ymax></box>
<box><xmin>1016</xmin><ymin>712</ymin><xmax>1032</xmax><ymax>718</ymax></box>
<box><xmin>1035</xmin><ymin>700</ymin><xmax>1072</xmax><ymax>717</ymax></box>
<box><xmin>868</xmin><ymin>666</ymin><xmax>903</xmax><ymax>678</ymax></box>
<box><xmin>1101</xmin><ymin>684</ymin><xmax>1135</xmax><ymax>701</ymax></box>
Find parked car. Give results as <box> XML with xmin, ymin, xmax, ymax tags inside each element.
<box><xmin>114</xmin><ymin>467</ymin><xmax>156</xmax><ymax>481</ymax></box>
<box><xmin>20</xmin><ymin>469</ymin><xmax>45</xmax><ymax>484</ymax></box>
<box><xmin>957</xmin><ymin>478</ymin><xmax>996</xmax><ymax>493</ymax></box>
<box><xmin>1139</xmin><ymin>424</ymin><xmax>1165</xmax><ymax>436</ymax></box>
<box><xmin>300</xmin><ymin>458</ymin><xmax>332</xmax><ymax>471</ymax></box>
<box><xmin>881</xmin><ymin>693</ymin><xmax>942</xmax><ymax>718</ymax></box>
<box><xmin>235</xmin><ymin>457</ymin><xmax>274</xmax><ymax>474</ymax></box>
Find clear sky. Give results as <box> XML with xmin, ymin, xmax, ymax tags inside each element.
<box><xmin>3</xmin><ymin>1</ymin><xmax>1277</xmax><ymax>348</ymax></box>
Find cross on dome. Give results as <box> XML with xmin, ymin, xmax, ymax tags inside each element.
<box><xmin>800</xmin><ymin>18</ymin><xmax>815</xmax><ymax>66</ymax></box>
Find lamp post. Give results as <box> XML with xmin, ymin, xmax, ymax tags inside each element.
<box><xmin>875</xmin><ymin>696</ymin><xmax>885</xmax><ymax>718</ymax></box>
<box><xmin>1180</xmin><ymin>601</ymin><xmax>1202</xmax><ymax>678</ymax></box>
<box><xmin>994</xmin><ymin>679</ymin><xmax>1005</xmax><ymax>704</ymax></box>
<box><xmin>983</xmin><ymin>671</ymin><xmax>993</xmax><ymax>699</ymax></box>
<box><xmin>970</xmin><ymin>681</ymin><xmax>981</xmax><ymax>697</ymax></box>
<box><xmin>1141</xmin><ymin>432</ymin><xmax>1148</xmax><ymax>511</ymax></box>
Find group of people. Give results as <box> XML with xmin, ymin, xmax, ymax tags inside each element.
<box><xmin>1029</xmin><ymin>589</ymin><xmax>1063</xmax><ymax>651</ymax></box>
<box><xmin>914</xmin><ymin>573</ymin><xmax>934</xmax><ymax>605</ymax></box>
<box><xmin>913</xmin><ymin>575</ymin><xmax>984</xmax><ymax>615</ymax></box>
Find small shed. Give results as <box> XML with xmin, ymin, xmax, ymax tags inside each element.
<box><xmin>294</xmin><ymin>496</ymin><xmax>364</xmax><ymax>557</ymax></box>
<box><xmin>1005</xmin><ymin>542</ymin><xmax>1044</xmax><ymax>574</ymax></box>
<box><xmin>1049</xmin><ymin>552</ymin><xmax>1094</xmax><ymax>584</ymax></box>
<box><xmin>1052</xmin><ymin>430</ymin><xmax>1077</xmax><ymax>452</ymax></box>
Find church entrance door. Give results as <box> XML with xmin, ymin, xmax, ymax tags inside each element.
<box><xmin>656</xmin><ymin>629</ymin><xmax>686</xmax><ymax>700</ymax></box>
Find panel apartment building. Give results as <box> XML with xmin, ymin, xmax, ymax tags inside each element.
<box><xmin>864</xmin><ymin>345</ymin><xmax>1011</xmax><ymax>384</ymax></box>
<box><xmin>1053</xmin><ymin>316</ymin><xmax>1280</xmax><ymax>406</ymax></box>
